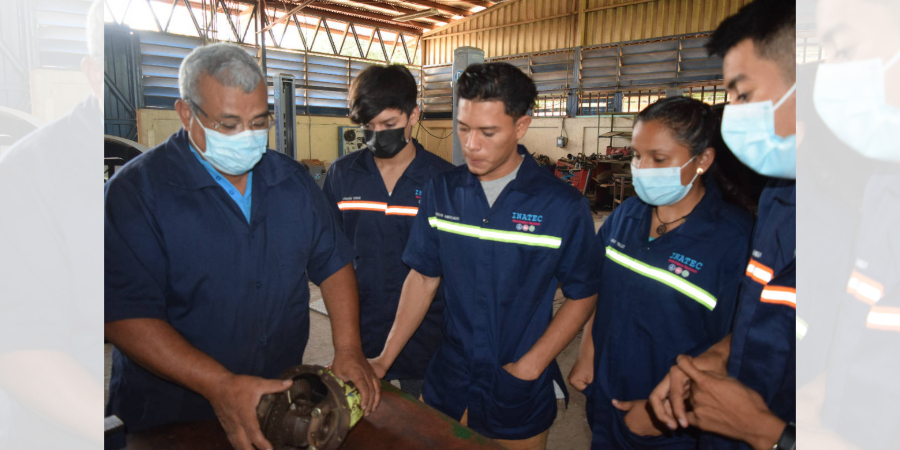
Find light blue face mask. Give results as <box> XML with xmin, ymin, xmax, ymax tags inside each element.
<box><xmin>721</xmin><ymin>84</ymin><xmax>797</xmax><ymax>179</ymax></box>
<box><xmin>631</xmin><ymin>155</ymin><xmax>699</xmax><ymax>206</ymax></box>
<box><xmin>814</xmin><ymin>51</ymin><xmax>900</xmax><ymax>163</ymax></box>
<box><xmin>189</xmin><ymin>117</ymin><xmax>268</xmax><ymax>176</ymax></box>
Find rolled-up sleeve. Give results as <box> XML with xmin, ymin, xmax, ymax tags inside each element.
<box><xmin>554</xmin><ymin>197</ymin><xmax>601</xmax><ymax>300</ymax></box>
<box><xmin>321</xmin><ymin>162</ymin><xmax>343</xmax><ymax>226</ymax></box>
<box><xmin>104</xmin><ymin>175</ymin><xmax>169</xmax><ymax>323</ymax></box>
<box><xmin>402</xmin><ymin>180</ymin><xmax>442</xmax><ymax>278</ymax></box>
<box><xmin>304</xmin><ymin>172</ymin><xmax>356</xmax><ymax>285</ymax></box>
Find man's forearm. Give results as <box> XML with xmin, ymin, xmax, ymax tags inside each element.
<box><xmin>319</xmin><ymin>264</ymin><xmax>364</xmax><ymax>352</ymax></box>
<box><xmin>379</xmin><ymin>270</ymin><xmax>441</xmax><ymax>365</ymax></box>
<box><xmin>577</xmin><ymin>309</ymin><xmax>596</xmax><ymax>360</ymax></box>
<box><xmin>704</xmin><ymin>333</ymin><xmax>732</xmax><ymax>372</ymax></box>
<box><xmin>517</xmin><ymin>295</ymin><xmax>598</xmax><ymax>379</ymax></box>
<box><xmin>104</xmin><ymin>318</ymin><xmax>232</xmax><ymax>399</ymax></box>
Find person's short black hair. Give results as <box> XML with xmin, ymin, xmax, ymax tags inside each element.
<box><xmin>456</xmin><ymin>62</ymin><xmax>537</xmax><ymax>120</ymax></box>
<box><xmin>635</xmin><ymin>96</ymin><xmax>717</xmax><ymax>157</ymax></box>
<box><xmin>707</xmin><ymin>0</ymin><xmax>795</xmax><ymax>82</ymax></box>
<box><xmin>349</xmin><ymin>64</ymin><xmax>418</xmax><ymax>124</ymax></box>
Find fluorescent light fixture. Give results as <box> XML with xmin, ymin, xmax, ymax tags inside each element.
<box><xmin>471</xmin><ymin>6</ymin><xmax>486</xmax><ymax>12</ymax></box>
<box><xmin>394</xmin><ymin>8</ymin><xmax>440</xmax><ymax>21</ymax></box>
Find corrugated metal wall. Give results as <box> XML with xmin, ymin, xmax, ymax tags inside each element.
<box><xmin>423</xmin><ymin>0</ymin><xmax>753</xmax><ymax>65</ymax></box>
<box><xmin>424</xmin><ymin>0</ymin><xmax>577</xmax><ymax>65</ymax></box>
<box><xmin>137</xmin><ymin>29</ymin><xmax>420</xmax><ymax>115</ymax></box>
<box><xmin>582</xmin><ymin>0</ymin><xmax>752</xmax><ymax>46</ymax></box>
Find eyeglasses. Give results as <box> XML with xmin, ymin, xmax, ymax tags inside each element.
<box><xmin>188</xmin><ymin>99</ymin><xmax>275</xmax><ymax>135</ymax></box>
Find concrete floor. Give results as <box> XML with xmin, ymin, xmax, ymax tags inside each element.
<box><xmin>104</xmin><ymin>211</ymin><xmax>610</xmax><ymax>449</ymax></box>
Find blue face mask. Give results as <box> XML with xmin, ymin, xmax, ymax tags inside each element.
<box><xmin>631</xmin><ymin>155</ymin><xmax>699</xmax><ymax>206</ymax></box>
<box><xmin>721</xmin><ymin>83</ymin><xmax>796</xmax><ymax>179</ymax></box>
<box><xmin>189</xmin><ymin>117</ymin><xmax>268</xmax><ymax>176</ymax></box>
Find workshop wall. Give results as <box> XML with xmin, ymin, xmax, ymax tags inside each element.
<box><xmin>414</xmin><ymin>120</ymin><xmax>454</xmax><ymax>162</ymax></box>
<box><xmin>423</xmin><ymin>0</ymin><xmax>754</xmax><ymax>65</ymax></box>
<box><xmin>137</xmin><ymin>109</ymin><xmax>356</xmax><ymax>163</ymax></box>
<box><xmin>138</xmin><ymin>113</ymin><xmax>632</xmax><ymax>166</ymax></box>
<box><xmin>30</xmin><ymin>69</ymin><xmax>92</xmax><ymax>123</ymax></box>
<box><xmin>418</xmin><ymin>116</ymin><xmax>633</xmax><ymax>162</ymax></box>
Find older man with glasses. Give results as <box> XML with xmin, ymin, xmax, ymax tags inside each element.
<box><xmin>104</xmin><ymin>42</ymin><xmax>380</xmax><ymax>450</ymax></box>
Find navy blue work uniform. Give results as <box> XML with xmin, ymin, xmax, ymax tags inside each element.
<box><xmin>821</xmin><ymin>174</ymin><xmax>900</xmax><ymax>450</ymax></box>
<box><xmin>104</xmin><ymin>129</ymin><xmax>354</xmax><ymax>432</ymax></box>
<box><xmin>402</xmin><ymin>146</ymin><xmax>601</xmax><ymax>440</ymax></box>
<box><xmin>322</xmin><ymin>140</ymin><xmax>454</xmax><ymax>380</ymax></box>
<box><xmin>588</xmin><ymin>180</ymin><xmax>752</xmax><ymax>450</ymax></box>
<box><xmin>700</xmin><ymin>180</ymin><xmax>796</xmax><ymax>449</ymax></box>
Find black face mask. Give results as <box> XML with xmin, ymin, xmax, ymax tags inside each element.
<box><xmin>364</xmin><ymin>127</ymin><xmax>410</xmax><ymax>159</ymax></box>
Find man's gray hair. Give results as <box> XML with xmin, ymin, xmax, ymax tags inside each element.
<box><xmin>179</xmin><ymin>43</ymin><xmax>266</xmax><ymax>105</ymax></box>
<box><xmin>86</xmin><ymin>0</ymin><xmax>104</xmax><ymax>60</ymax></box>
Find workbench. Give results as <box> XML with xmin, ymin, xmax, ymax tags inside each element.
<box><xmin>121</xmin><ymin>383</ymin><xmax>503</xmax><ymax>450</ymax></box>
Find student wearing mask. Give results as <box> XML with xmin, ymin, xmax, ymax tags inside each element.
<box><xmin>104</xmin><ymin>43</ymin><xmax>380</xmax><ymax>450</ymax></box>
<box><xmin>568</xmin><ymin>97</ymin><xmax>753</xmax><ymax>450</ymax></box>
<box><xmin>799</xmin><ymin>1</ymin><xmax>900</xmax><ymax>449</ymax></box>
<box><xmin>648</xmin><ymin>2</ymin><xmax>798</xmax><ymax>449</ymax></box>
<box><xmin>370</xmin><ymin>62</ymin><xmax>600</xmax><ymax>449</ymax></box>
<box><xmin>323</xmin><ymin>64</ymin><xmax>454</xmax><ymax>399</ymax></box>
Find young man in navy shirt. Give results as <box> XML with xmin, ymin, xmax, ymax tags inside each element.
<box><xmin>648</xmin><ymin>2</ymin><xmax>797</xmax><ymax>449</ymax></box>
<box><xmin>323</xmin><ymin>64</ymin><xmax>454</xmax><ymax>398</ymax></box>
<box><xmin>370</xmin><ymin>63</ymin><xmax>600</xmax><ymax>449</ymax></box>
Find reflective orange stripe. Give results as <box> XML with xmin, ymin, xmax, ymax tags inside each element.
<box><xmin>846</xmin><ymin>270</ymin><xmax>884</xmax><ymax>305</ymax></box>
<box><xmin>746</xmin><ymin>259</ymin><xmax>774</xmax><ymax>285</ymax></box>
<box><xmin>385</xmin><ymin>206</ymin><xmax>419</xmax><ymax>216</ymax></box>
<box><xmin>760</xmin><ymin>285</ymin><xmax>796</xmax><ymax>309</ymax></box>
<box><xmin>337</xmin><ymin>201</ymin><xmax>387</xmax><ymax>212</ymax></box>
<box><xmin>866</xmin><ymin>306</ymin><xmax>900</xmax><ymax>332</ymax></box>
<box><xmin>337</xmin><ymin>201</ymin><xmax>418</xmax><ymax>216</ymax></box>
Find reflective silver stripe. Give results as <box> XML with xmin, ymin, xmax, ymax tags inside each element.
<box><xmin>428</xmin><ymin>217</ymin><xmax>562</xmax><ymax>249</ymax></box>
<box><xmin>606</xmin><ymin>246</ymin><xmax>716</xmax><ymax>310</ymax></box>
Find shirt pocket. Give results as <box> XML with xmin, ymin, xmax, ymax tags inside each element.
<box><xmin>271</xmin><ymin>221</ymin><xmax>311</xmax><ymax>300</ymax></box>
<box><xmin>487</xmin><ymin>365</ymin><xmax>542</xmax><ymax>429</ymax></box>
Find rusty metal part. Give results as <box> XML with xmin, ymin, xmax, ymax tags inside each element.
<box><xmin>257</xmin><ymin>365</ymin><xmax>358</xmax><ymax>450</ymax></box>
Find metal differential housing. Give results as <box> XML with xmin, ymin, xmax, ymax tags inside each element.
<box><xmin>257</xmin><ymin>365</ymin><xmax>363</xmax><ymax>450</ymax></box>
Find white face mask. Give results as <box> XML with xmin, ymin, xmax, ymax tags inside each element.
<box><xmin>814</xmin><ymin>51</ymin><xmax>900</xmax><ymax>163</ymax></box>
<box><xmin>721</xmin><ymin>84</ymin><xmax>797</xmax><ymax>179</ymax></box>
<box><xmin>189</xmin><ymin>116</ymin><xmax>268</xmax><ymax>176</ymax></box>
<box><xmin>631</xmin><ymin>155</ymin><xmax>699</xmax><ymax>206</ymax></box>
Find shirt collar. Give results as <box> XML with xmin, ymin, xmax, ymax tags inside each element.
<box><xmin>164</xmin><ymin>128</ymin><xmax>298</xmax><ymax>190</ymax></box>
<box><xmin>627</xmin><ymin>177</ymin><xmax>731</xmax><ymax>241</ymax></box>
<box><xmin>349</xmin><ymin>138</ymin><xmax>432</xmax><ymax>184</ymax></box>
<box><xmin>462</xmin><ymin>145</ymin><xmax>543</xmax><ymax>196</ymax></box>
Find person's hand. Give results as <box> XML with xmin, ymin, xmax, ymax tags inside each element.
<box><xmin>676</xmin><ymin>355</ymin><xmax>785</xmax><ymax>450</ymax></box>
<box><xmin>568</xmin><ymin>354</ymin><xmax>594</xmax><ymax>392</ymax></box>
<box><xmin>367</xmin><ymin>355</ymin><xmax>389</xmax><ymax>379</ymax></box>
<box><xmin>502</xmin><ymin>360</ymin><xmax>541</xmax><ymax>381</ymax></box>
<box><xmin>207</xmin><ymin>374</ymin><xmax>292</xmax><ymax>450</ymax></box>
<box><xmin>612</xmin><ymin>399</ymin><xmax>665</xmax><ymax>437</ymax></box>
<box><xmin>649</xmin><ymin>349</ymin><xmax>728</xmax><ymax>430</ymax></box>
<box><xmin>332</xmin><ymin>346</ymin><xmax>381</xmax><ymax>416</ymax></box>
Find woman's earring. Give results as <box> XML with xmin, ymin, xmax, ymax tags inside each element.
<box><xmin>697</xmin><ymin>168</ymin><xmax>704</xmax><ymax>174</ymax></box>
